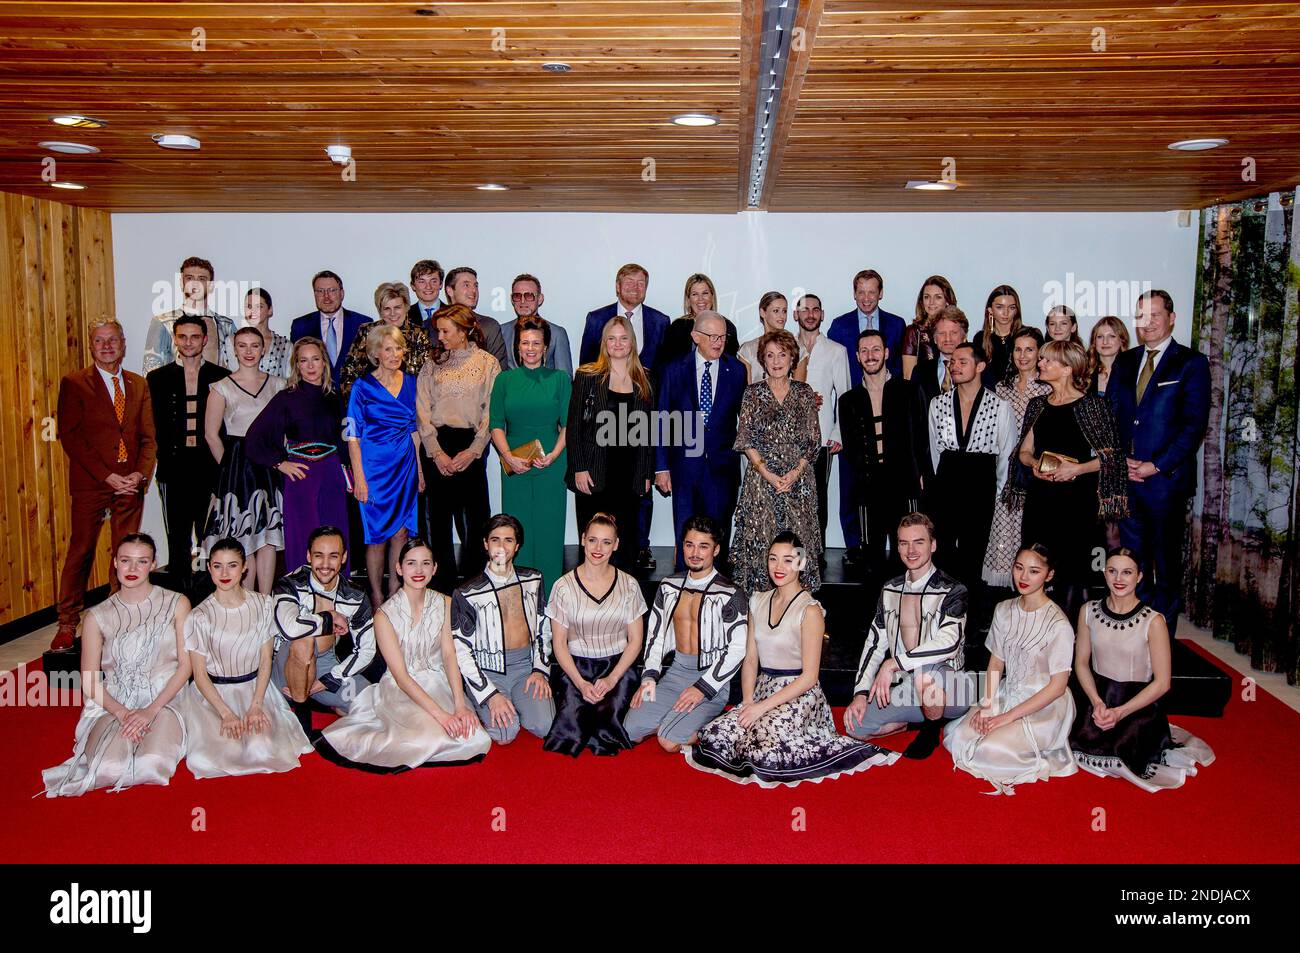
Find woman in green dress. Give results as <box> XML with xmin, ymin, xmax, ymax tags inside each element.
<box><xmin>490</xmin><ymin>315</ymin><xmax>571</xmax><ymax>594</ymax></box>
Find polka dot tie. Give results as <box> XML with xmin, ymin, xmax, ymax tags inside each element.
<box><xmin>112</xmin><ymin>375</ymin><xmax>127</xmax><ymax>462</ymax></box>
<box><xmin>700</xmin><ymin>361</ymin><xmax>713</xmax><ymax>427</ymax></box>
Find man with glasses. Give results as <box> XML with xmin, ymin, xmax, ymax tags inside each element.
<box><xmin>424</xmin><ymin>266</ymin><xmax>508</xmax><ymax>366</ymax></box>
<box><xmin>654</xmin><ymin>311</ymin><xmax>746</xmax><ymax>570</ymax></box>
<box><xmin>793</xmin><ymin>293</ymin><xmax>851</xmax><ymax>553</ymax></box>
<box><xmin>289</xmin><ymin>270</ymin><xmax>370</xmax><ymax>389</ymax></box>
<box><xmin>500</xmin><ymin>273</ymin><xmax>573</xmax><ymax>373</ymax></box>
<box><xmin>407</xmin><ymin>259</ymin><xmax>445</xmax><ymax>326</ymax></box>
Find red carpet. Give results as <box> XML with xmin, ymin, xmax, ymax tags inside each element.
<box><xmin>3</xmin><ymin>642</ymin><xmax>1297</xmax><ymax>864</ymax></box>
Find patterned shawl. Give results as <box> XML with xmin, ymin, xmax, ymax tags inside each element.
<box><xmin>1003</xmin><ymin>392</ymin><xmax>1129</xmax><ymax>521</ymax></box>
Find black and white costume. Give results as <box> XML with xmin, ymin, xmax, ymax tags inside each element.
<box><xmin>271</xmin><ymin>565</ymin><xmax>380</xmax><ymax>712</ymax></box>
<box><xmin>846</xmin><ymin>566</ymin><xmax>973</xmax><ymax>738</ymax></box>
<box><xmin>451</xmin><ymin>566</ymin><xmax>555</xmax><ymax>743</ymax></box>
<box><xmin>624</xmin><ymin>569</ymin><xmax>749</xmax><ymax>746</ymax></box>
<box><xmin>926</xmin><ymin>388</ymin><xmax>1016</xmax><ymax>594</ymax></box>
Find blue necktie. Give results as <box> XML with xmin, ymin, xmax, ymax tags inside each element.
<box><xmin>424</xmin><ymin>306</ymin><xmax>434</xmax><ymax>321</ymax></box>
<box><xmin>325</xmin><ymin>317</ymin><xmax>338</xmax><ymax>365</ymax></box>
<box><xmin>700</xmin><ymin>361</ymin><xmax>713</xmax><ymax>427</ymax></box>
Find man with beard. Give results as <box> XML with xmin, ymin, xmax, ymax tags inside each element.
<box><xmin>625</xmin><ymin>516</ymin><xmax>748</xmax><ymax>752</ymax></box>
<box><xmin>272</xmin><ymin>526</ymin><xmax>380</xmax><ymax>727</ymax></box>
<box><xmin>837</xmin><ymin>329</ymin><xmax>930</xmax><ymax>573</ymax></box>
<box><xmin>793</xmin><ymin>293</ymin><xmax>851</xmax><ymax>548</ymax></box>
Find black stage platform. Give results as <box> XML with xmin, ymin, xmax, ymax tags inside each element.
<box><xmin>43</xmin><ymin>546</ymin><xmax>1231</xmax><ymax>717</ymax></box>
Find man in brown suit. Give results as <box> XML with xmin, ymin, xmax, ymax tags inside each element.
<box><xmin>53</xmin><ymin>319</ymin><xmax>157</xmax><ymax>650</ymax></box>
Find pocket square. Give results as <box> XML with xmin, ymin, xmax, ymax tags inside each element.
<box><xmin>1156</xmin><ymin>379</ymin><xmax>1179</xmax><ymax>387</ymax></box>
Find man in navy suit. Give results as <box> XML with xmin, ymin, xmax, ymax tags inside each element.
<box><xmin>289</xmin><ymin>270</ymin><xmax>369</xmax><ymax>389</ymax></box>
<box><xmin>580</xmin><ymin>262</ymin><xmax>671</xmax><ymax>570</ymax></box>
<box><xmin>654</xmin><ymin>312</ymin><xmax>745</xmax><ymax>570</ymax></box>
<box><xmin>826</xmin><ymin>269</ymin><xmax>907</xmax><ymax>560</ymax></box>
<box><xmin>1108</xmin><ymin>290</ymin><xmax>1210</xmax><ymax>636</ymax></box>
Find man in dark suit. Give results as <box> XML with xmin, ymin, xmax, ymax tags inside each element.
<box><xmin>407</xmin><ymin>258</ymin><xmax>444</xmax><ymax>326</ymax></box>
<box><xmin>146</xmin><ymin>314</ymin><xmax>230</xmax><ymax>597</ymax></box>
<box><xmin>54</xmin><ymin>320</ymin><xmax>157</xmax><ymax>650</ymax></box>
<box><xmin>654</xmin><ymin>312</ymin><xmax>746</xmax><ymax>570</ymax></box>
<box><xmin>425</xmin><ymin>265</ymin><xmax>508</xmax><ymax>366</ymax></box>
<box><xmin>289</xmin><ymin>270</ymin><xmax>369</xmax><ymax>389</ymax></box>
<box><xmin>827</xmin><ymin>269</ymin><xmax>907</xmax><ymax>561</ymax></box>
<box><xmin>912</xmin><ymin>307</ymin><xmax>969</xmax><ymax>406</ymax></box>
<box><xmin>580</xmin><ymin>262</ymin><xmax>671</xmax><ymax>570</ymax></box>
<box><xmin>838</xmin><ymin>329</ymin><xmax>931</xmax><ymax>574</ymax></box>
<box><xmin>1108</xmin><ymin>290</ymin><xmax>1210</xmax><ymax>636</ymax></box>
<box><xmin>827</xmin><ymin>269</ymin><xmax>906</xmax><ymax>382</ymax></box>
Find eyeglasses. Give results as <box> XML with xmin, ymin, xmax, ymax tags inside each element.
<box><xmin>693</xmin><ymin>332</ymin><xmax>726</xmax><ymax>343</ymax></box>
<box><xmin>511</xmin><ymin>292</ymin><xmax>538</xmax><ymax>302</ymax></box>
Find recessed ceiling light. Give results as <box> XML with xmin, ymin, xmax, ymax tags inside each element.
<box><xmin>52</xmin><ymin>115</ymin><xmax>106</xmax><ymax>129</ymax></box>
<box><xmin>542</xmin><ymin>62</ymin><xmax>572</xmax><ymax>73</ymax></box>
<box><xmin>671</xmin><ymin>113</ymin><xmax>720</xmax><ymax>127</ymax></box>
<box><xmin>1168</xmin><ymin>138</ymin><xmax>1229</xmax><ymax>152</ymax></box>
<box><xmin>476</xmin><ymin>183</ymin><xmax>509</xmax><ymax>191</ymax></box>
<box><xmin>51</xmin><ymin>181</ymin><xmax>86</xmax><ymax>190</ymax></box>
<box><xmin>152</xmin><ymin>133</ymin><xmax>200</xmax><ymax>150</ymax></box>
<box><xmin>39</xmin><ymin>141</ymin><xmax>100</xmax><ymax>155</ymax></box>
<box><xmin>905</xmin><ymin>180</ymin><xmax>958</xmax><ymax>191</ymax></box>
<box><xmin>325</xmin><ymin>144</ymin><xmax>352</xmax><ymax>164</ymax></box>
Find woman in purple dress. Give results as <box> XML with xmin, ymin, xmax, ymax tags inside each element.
<box><xmin>246</xmin><ymin>337</ymin><xmax>351</xmax><ymax>573</ymax></box>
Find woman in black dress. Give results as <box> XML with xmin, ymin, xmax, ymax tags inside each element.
<box><xmin>1010</xmin><ymin>340</ymin><xmax>1128</xmax><ymax>623</ymax></box>
<box><xmin>971</xmin><ymin>284</ymin><xmax>1023</xmax><ymax>389</ymax></box>
<box><xmin>565</xmin><ymin>315</ymin><xmax>655</xmax><ymax>571</ymax></box>
<box><xmin>660</xmin><ymin>273</ymin><xmax>739</xmax><ymax>368</ymax></box>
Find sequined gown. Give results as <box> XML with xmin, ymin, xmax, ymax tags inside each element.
<box><xmin>43</xmin><ymin>588</ymin><xmax>187</xmax><ymax>796</ymax></box>
<box><xmin>731</xmin><ymin>380</ymin><xmax>823</xmax><ymax>594</ymax></box>
<box><xmin>981</xmin><ymin>378</ymin><xmax>1051</xmax><ymax>586</ymax></box>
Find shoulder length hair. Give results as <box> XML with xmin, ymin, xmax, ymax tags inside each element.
<box><xmin>576</xmin><ymin>314</ymin><xmax>652</xmax><ymax>402</ymax></box>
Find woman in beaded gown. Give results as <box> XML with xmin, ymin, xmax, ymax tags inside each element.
<box><xmin>180</xmin><ymin>537</ymin><xmax>312</xmax><ymax>778</ymax></box>
<box><xmin>730</xmin><ymin>330</ymin><xmax>823</xmax><ymax>594</ymax></box>
<box><xmin>43</xmin><ymin>534</ymin><xmax>193</xmax><ymax>796</ymax></box>
<box><xmin>1070</xmin><ymin>549</ymin><xmax>1215</xmax><ymax>791</ymax></box>
<box><xmin>944</xmin><ymin>543</ymin><xmax>1078</xmax><ymax>794</ymax></box>
<box><xmin>981</xmin><ymin>327</ymin><xmax>1051</xmax><ymax>587</ymax></box>
<box><xmin>202</xmin><ymin>326</ymin><xmax>287</xmax><ymax>593</ymax></box>
<box><xmin>318</xmin><ymin>538</ymin><xmax>490</xmax><ymax>771</ymax></box>
<box><xmin>686</xmin><ymin>532</ymin><xmax>898</xmax><ymax>787</ymax></box>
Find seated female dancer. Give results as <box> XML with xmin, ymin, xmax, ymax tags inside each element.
<box><xmin>43</xmin><ymin>534</ymin><xmax>192</xmax><ymax>796</ymax></box>
<box><xmin>181</xmin><ymin>537</ymin><xmax>313</xmax><ymax>778</ymax></box>
<box><xmin>317</xmin><ymin>537</ymin><xmax>490</xmax><ymax>771</ymax></box>
<box><xmin>944</xmin><ymin>542</ymin><xmax>1078</xmax><ymax>794</ymax></box>
<box><xmin>1070</xmin><ymin>548</ymin><xmax>1214</xmax><ymax>791</ymax></box>
<box><xmin>543</xmin><ymin>513</ymin><xmax>646</xmax><ymax>757</ymax></box>
<box><xmin>686</xmin><ymin>532</ymin><xmax>898</xmax><ymax>787</ymax></box>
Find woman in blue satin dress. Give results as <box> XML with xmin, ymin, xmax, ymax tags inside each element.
<box><xmin>346</xmin><ymin>324</ymin><xmax>424</xmax><ymax>610</ymax></box>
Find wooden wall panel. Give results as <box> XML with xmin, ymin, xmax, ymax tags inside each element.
<box><xmin>0</xmin><ymin>191</ymin><xmax>114</xmax><ymax>626</ymax></box>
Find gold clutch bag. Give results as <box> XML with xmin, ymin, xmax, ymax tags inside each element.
<box><xmin>1037</xmin><ymin>450</ymin><xmax>1079</xmax><ymax>474</ymax></box>
<box><xmin>502</xmin><ymin>438</ymin><xmax>544</xmax><ymax>475</ymax></box>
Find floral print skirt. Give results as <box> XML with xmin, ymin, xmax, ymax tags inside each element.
<box><xmin>684</xmin><ymin>671</ymin><xmax>898</xmax><ymax>788</ymax></box>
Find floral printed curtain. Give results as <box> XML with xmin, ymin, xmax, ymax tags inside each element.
<box><xmin>1186</xmin><ymin>189</ymin><xmax>1299</xmax><ymax>683</ymax></box>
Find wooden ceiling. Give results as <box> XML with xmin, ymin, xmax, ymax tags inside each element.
<box><xmin>0</xmin><ymin>1</ymin><xmax>1296</xmax><ymax>213</ymax></box>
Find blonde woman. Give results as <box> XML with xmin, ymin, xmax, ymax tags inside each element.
<box><xmin>348</xmin><ymin>323</ymin><xmax>424</xmax><ymax>609</ymax></box>
<box><xmin>564</xmin><ymin>314</ymin><xmax>655</xmax><ymax>572</ymax></box>
<box><xmin>339</xmin><ymin>281</ymin><xmax>433</xmax><ymax>399</ymax></box>
<box><xmin>661</xmin><ymin>273</ymin><xmax>739</xmax><ymax>366</ymax></box>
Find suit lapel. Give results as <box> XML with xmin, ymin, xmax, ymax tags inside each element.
<box><xmin>1137</xmin><ymin>341</ymin><xmax>1180</xmax><ymax>408</ymax></box>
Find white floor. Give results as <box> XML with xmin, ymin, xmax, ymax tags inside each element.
<box><xmin>4</xmin><ymin>613</ymin><xmax>1296</xmax><ymax>714</ymax></box>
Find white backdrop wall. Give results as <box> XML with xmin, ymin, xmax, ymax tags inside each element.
<box><xmin>111</xmin><ymin>210</ymin><xmax>1198</xmax><ymax>562</ymax></box>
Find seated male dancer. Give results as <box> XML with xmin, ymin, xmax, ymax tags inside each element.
<box><xmin>845</xmin><ymin>512</ymin><xmax>973</xmax><ymax>759</ymax></box>
<box><xmin>272</xmin><ymin>525</ymin><xmax>379</xmax><ymax>729</ymax></box>
<box><xmin>625</xmin><ymin>516</ymin><xmax>748</xmax><ymax>751</ymax></box>
<box><xmin>452</xmin><ymin>514</ymin><xmax>555</xmax><ymax>744</ymax></box>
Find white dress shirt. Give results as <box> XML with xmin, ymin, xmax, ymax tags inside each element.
<box><xmin>1140</xmin><ymin>333</ymin><xmax>1174</xmax><ymax>372</ymax></box>
<box><xmin>319</xmin><ymin>309</ymin><xmax>343</xmax><ymax>350</ymax></box>
<box><xmin>800</xmin><ymin>333</ymin><xmax>851</xmax><ymax>445</ymax></box>
<box><xmin>694</xmin><ymin>350</ymin><xmax>718</xmax><ymax>407</ymax></box>
<box><xmin>617</xmin><ymin>302</ymin><xmax>644</xmax><ymax>353</ymax></box>
<box><xmin>96</xmin><ymin>364</ymin><xmax>126</xmax><ymax>405</ymax></box>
